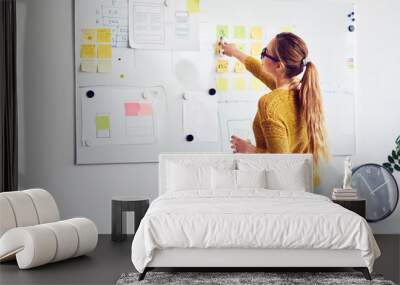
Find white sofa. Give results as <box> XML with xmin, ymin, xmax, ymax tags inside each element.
<box><xmin>0</xmin><ymin>188</ymin><xmax>98</xmax><ymax>269</ymax></box>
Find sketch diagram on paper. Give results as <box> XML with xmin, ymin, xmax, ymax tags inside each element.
<box><xmin>96</xmin><ymin>0</ymin><xmax>129</xmax><ymax>48</ymax></box>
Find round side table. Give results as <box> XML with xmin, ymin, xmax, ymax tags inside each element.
<box><xmin>111</xmin><ymin>196</ymin><xmax>149</xmax><ymax>242</ymax></box>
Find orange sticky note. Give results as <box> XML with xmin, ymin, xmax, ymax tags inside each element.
<box><xmin>80</xmin><ymin>44</ymin><xmax>96</xmax><ymax>58</ymax></box>
<box><xmin>216</xmin><ymin>59</ymin><xmax>229</xmax><ymax>73</ymax></box>
<box><xmin>139</xmin><ymin>103</ymin><xmax>153</xmax><ymax>116</ymax></box>
<box><xmin>216</xmin><ymin>77</ymin><xmax>228</xmax><ymax>92</ymax></box>
<box><xmin>98</xmin><ymin>44</ymin><xmax>112</xmax><ymax>59</ymax></box>
<box><xmin>250</xmin><ymin>26</ymin><xmax>263</xmax><ymax>40</ymax></box>
<box><xmin>251</xmin><ymin>42</ymin><xmax>263</xmax><ymax>56</ymax></box>
<box><xmin>97</xmin><ymin>28</ymin><xmax>112</xmax><ymax>42</ymax></box>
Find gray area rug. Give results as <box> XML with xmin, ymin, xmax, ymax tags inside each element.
<box><xmin>116</xmin><ymin>271</ymin><xmax>396</xmax><ymax>285</ymax></box>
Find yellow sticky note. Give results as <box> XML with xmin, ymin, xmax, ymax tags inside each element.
<box><xmin>280</xmin><ymin>26</ymin><xmax>294</xmax><ymax>33</ymax></box>
<box><xmin>187</xmin><ymin>0</ymin><xmax>200</xmax><ymax>13</ymax></box>
<box><xmin>216</xmin><ymin>77</ymin><xmax>228</xmax><ymax>92</ymax></box>
<box><xmin>251</xmin><ymin>77</ymin><xmax>265</xmax><ymax>91</ymax></box>
<box><xmin>98</xmin><ymin>44</ymin><xmax>112</xmax><ymax>59</ymax></box>
<box><xmin>234</xmin><ymin>26</ymin><xmax>246</xmax><ymax>39</ymax></box>
<box><xmin>250</xmin><ymin>26</ymin><xmax>263</xmax><ymax>40</ymax></box>
<box><xmin>97</xmin><ymin>59</ymin><xmax>112</xmax><ymax>73</ymax></box>
<box><xmin>81</xmin><ymin>29</ymin><xmax>96</xmax><ymax>43</ymax></box>
<box><xmin>97</xmin><ymin>28</ymin><xmax>112</xmax><ymax>42</ymax></box>
<box><xmin>234</xmin><ymin>62</ymin><xmax>246</xmax><ymax>73</ymax></box>
<box><xmin>234</xmin><ymin>78</ymin><xmax>246</xmax><ymax>91</ymax></box>
<box><xmin>251</xmin><ymin>42</ymin><xmax>263</xmax><ymax>56</ymax></box>
<box><xmin>216</xmin><ymin>25</ymin><xmax>229</xmax><ymax>38</ymax></box>
<box><xmin>216</xmin><ymin>59</ymin><xmax>229</xmax><ymax>73</ymax></box>
<box><xmin>80</xmin><ymin>44</ymin><xmax>96</xmax><ymax>58</ymax></box>
<box><xmin>96</xmin><ymin>115</ymin><xmax>110</xmax><ymax>130</ymax></box>
<box><xmin>80</xmin><ymin>59</ymin><xmax>97</xmax><ymax>73</ymax></box>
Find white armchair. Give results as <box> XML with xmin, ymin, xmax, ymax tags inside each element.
<box><xmin>0</xmin><ymin>188</ymin><xmax>98</xmax><ymax>269</ymax></box>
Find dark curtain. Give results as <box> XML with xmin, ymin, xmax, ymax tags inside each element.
<box><xmin>0</xmin><ymin>0</ymin><xmax>18</xmax><ymax>192</ymax></box>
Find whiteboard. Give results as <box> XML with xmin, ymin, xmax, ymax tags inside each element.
<box><xmin>74</xmin><ymin>0</ymin><xmax>356</xmax><ymax>164</ymax></box>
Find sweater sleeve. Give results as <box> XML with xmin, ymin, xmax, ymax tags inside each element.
<box><xmin>244</xmin><ymin>56</ymin><xmax>276</xmax><ymax>90</ymax></box>
<box><xmin>260</xmin><ymin>118</ymin><xmax>289</xmax><ymax>153</ymax></box>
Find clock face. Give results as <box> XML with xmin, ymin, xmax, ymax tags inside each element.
<box><xmin>352</xmin><ymin>164</ymin><xmax>399</xmax><ymax>222</ymax></box>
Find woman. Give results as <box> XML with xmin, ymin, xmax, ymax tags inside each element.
<box><xmin>222</xmin><ymin>32</ymin><xmax>330</xmax><ymax>186</ymax></box>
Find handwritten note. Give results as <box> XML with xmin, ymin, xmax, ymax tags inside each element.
<box><xmin>216</xmin><ymin>59</ymin><xmax>229</xmax><ymax>73</ymax></box>
<box><xmin>216</xmin><ymin>77</ymin><xmax>228</xmax><ymax>92</ymax></box>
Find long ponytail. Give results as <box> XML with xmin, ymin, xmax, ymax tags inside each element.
<box><xmin>299</xmin><ymin>62</ymin><xmax>330</xmax><ymax>167</ymax></box>
<box><xmin>273</xmin><ymin>33</ymin><xmax>330</xmax><ymax>166</ymax></box>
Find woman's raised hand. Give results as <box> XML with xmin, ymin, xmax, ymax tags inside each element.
<box><xmin>230</xmin><ymin>135</ymin><xmax>256</xmax><ymax>153</ymax></box>
<box><xmin>221</xmin><ymin>42</ymin><xmax>238</xmax><ymax>57</ymax></box>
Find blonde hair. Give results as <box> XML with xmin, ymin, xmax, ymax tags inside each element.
<box><xmin>271</xmin><ymin>32</ymin><xmax>330</xmax><ymax>166</ymax></box>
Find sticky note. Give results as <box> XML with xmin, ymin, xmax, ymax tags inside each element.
<box><xmin>250</xmin><ymin>26</ymin><xmax>263</xmax><ymax>40</ymax></box>
<box><xmin>251</xmin><ymin>42</ymin><xmax>263</xmax><ymax>56</ymax></box>
<box><xmin>80</xmin><ymin>59</ymin><xmax>97</xmax><ymax>73</ymax></box>
<box><xmin>125</xmin><ymin>102</ymin><xmax>140</xmax><ymax>116</ymax></box>
<box><xmin>234</xmin><ymin>62</ymin><xmax>246</xmax><ymax>73</ymax></box>
<box><xmin>237</xmin><ymin>43</ymin><xmax>246</xmax><ymax>52</ymax></box>
<box><xmin>98</xmin><ymin>44</ymin><xmax>112</xmax><ymax>59</ymax></box>
<box><xmin>251</xmin><ymin>77</ymin><xmax>265</xmax><ymax>91</ymax></box>
<box><xmin>81</xmin><ymin>29</ymin><xmax>96</xmax><ymax>43</ymax></box>
<box><xmin>96</xmin><ymin>115</ymin><xmax>110</xmax><ymax>130</ymax></box>
<box><xmin>187</xmin><ymin>0</ymin><xmax>200</xmax><ymax>13</ymax></box>
<box><xmin>234</xmin><ymin>26</ymin><xmax>246</xmax><ymax>39</ymax></box>
<box><xmin>139</xmin><ymin>103</ymin><xmax>153</xmax><ymax>116</ymax></box>
<box><xmin>97</xmin><ymin>59</ymin><xmax>112</xmax><ymax>73</ymax></box>
<box><xmin>216</xmin><ymin>77</ymin><xmax>228</xmax><ymax>92</ymax></box>
<box><xmin>216</xmin><ymin>25</ymin><xmax>228</xmax><ymax>38</ymax></box>
<box><xmin>97</xmin><ymin>28</ymin><xmax>112</xmax><ymax>42</ymax></box>
<box><xmin>280</xmin><ymin>26</ymin><xmax>294</xmax><ymax>33</ymax></box>
<box><xmin>234</xmin><ymin>77</ymin><xmax>246</xmax><ymax>91</ymax></box>
<box><xmin>80</xmin><ymin>44</ymin><xmax>96</xmax><ymax>58</ymax></box>
<box><xmin>216</xmin><ymin>59</ymin><xmax>229</xmax><ymax>73</ymax></box>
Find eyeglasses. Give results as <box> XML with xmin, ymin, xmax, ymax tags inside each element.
<box><xmin>260</xmin><ymin>47</ymin><xmax>279</xmax><ymax>62</ymax></box>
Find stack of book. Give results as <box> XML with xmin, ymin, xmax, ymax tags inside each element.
<box><xmin>332</xmin><ymin>188</ymin><xmax>358</xmax><ymax>200</ymax></box>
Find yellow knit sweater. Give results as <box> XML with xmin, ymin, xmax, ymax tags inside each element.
<box><xmin>244</xmin><ymin>56</ymin><xmax>320</xmax><ymax>187</ymax></box>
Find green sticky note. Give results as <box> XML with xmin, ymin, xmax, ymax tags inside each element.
<box><xmin>238</xmin><ymin>43</ymin><xmax>246</xmax><ymax>52</ymax></box>
<box><xmin>96</xmin><ymin>115</ymin><xmax>110</xmax><ymax>130</ymax></box>
<box><xmin>234</xmin><ymin>26</ymin><xmax>246</xmax><ymax>39</ymax></box>
<box><xmin>216</xmin><ymin>25</ymin><xmax>229</xmax><ymax>38</ymax></box>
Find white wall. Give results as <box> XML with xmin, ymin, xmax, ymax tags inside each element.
<box><xmin>17</xmin><ymin>0</ymin><xmax>400</xmax><ymax>234</ymax></box>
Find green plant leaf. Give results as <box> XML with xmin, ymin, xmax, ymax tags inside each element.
<box><xmin>394</xmin><ymin>164</ymin><xmax>400</xmax><ymax>172</ymax></box>
<box><xmin>388</xmin><ymin>155</ymin><xmax>395</xmax><ymax>163</ymax></box>
<box><xmin>393</xmin><ymin>150</ymin><xmax>399</xmax><ymax>159</ymax></box>
<box><xmin>383</xmin><ymin>162</ymin><xmax>392</xmax><ymax>168</ymax></box>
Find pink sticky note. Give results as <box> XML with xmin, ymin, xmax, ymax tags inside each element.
<box><xmin>139</xmin><ymin>103</ymin><xmax>153</xmax><ymax>116</ymax></box>
<box><xmin>125</xmin><ymin>102</ymin><xmax>140</xmax><ymax>116</ymax></box>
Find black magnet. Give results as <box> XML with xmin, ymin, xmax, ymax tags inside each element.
<box><xmin>86</xmin><ymin>90</ymin><xmax>95</xmax><ymax>98</ymax></box>
<box><xmin>208</xmin><ymin>88</ymin><xmax>216</xmax><ymax>95</ymax></box>
<box><xmin>186</xmin><ymin>134</ymin><xmax>194</xmax><ymax>142</ymax></box>
<box><xmin>348</xmin><ymin>25</ymin><xmax>355</xmax><ymax>32</ymax></box>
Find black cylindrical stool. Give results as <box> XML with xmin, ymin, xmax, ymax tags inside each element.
<box><xmin>111</xmin><ymin>196</ymin><xmax>149</xmax><ymax>242</ymax></box>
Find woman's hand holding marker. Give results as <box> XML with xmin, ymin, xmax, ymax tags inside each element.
<box><xmin>230</xmin><ymin>135</ymin><xmax>256</xmax><ymax>153</ymax></box>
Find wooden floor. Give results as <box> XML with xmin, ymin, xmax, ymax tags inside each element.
<box><xmin>0</xmin><ymin>235</ymin><xmax>399</xmax><ymax>285</ymax></box>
